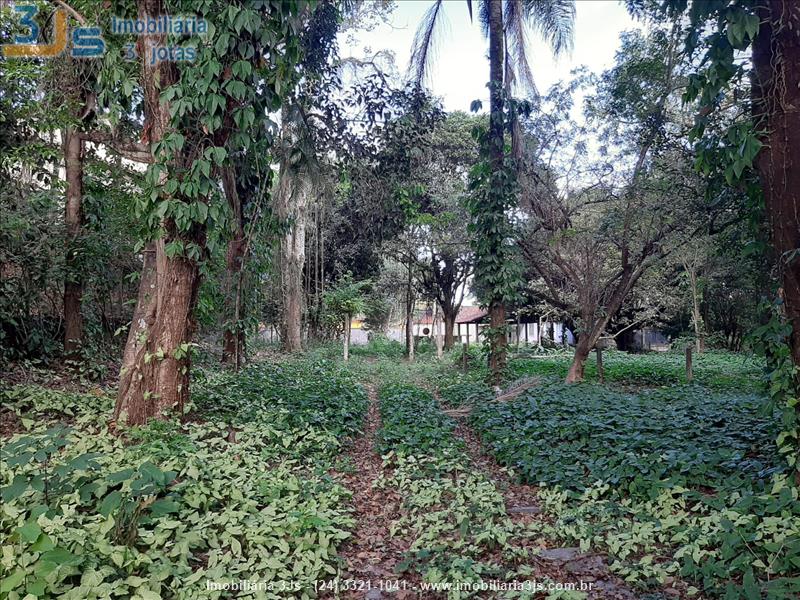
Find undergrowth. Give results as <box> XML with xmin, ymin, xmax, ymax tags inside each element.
<box><xmin>452</xmin><ymin>373</ymin><xmax>799</xmax><ymax>599</ymax></box>
<box><xmin>0</xmin><ymin>359</ymin><xmax>367</xmax><ymax>600</ymax></box>
<box><xmin>506</xmin><ymin>349</ymin><xmax>764</xmax><ymax>390</ymax></box>
<box><xmin>376</xmin><ymin>383</ymin><xmax>572</xmax><ymax>599</ymax></box>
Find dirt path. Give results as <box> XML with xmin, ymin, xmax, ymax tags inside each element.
<box><xmin>331</xmin><ymin>379</ymin><xmax>644</xmax><ymax>599</ymax></box>
<box><xmin>451</xmin><ymin>419</ymin><xmax>642</xmax><ymax>600</ymax></box>
<box><xmin>330</xmin><ymin>384</ymin><xmax>418</xmax><ymax>599</ymax></box>
<box><xmin>453</xmin><ymin>422</ymin><xmax>543</xmax><ymax>520</ymax></box>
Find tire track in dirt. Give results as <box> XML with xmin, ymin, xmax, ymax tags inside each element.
<box><xmin>448</xmin><ymin>409</ymin><xmax>642</xmax><ymax>600</ymax></box>
<box><xmin>329</xmin><ymin>384</ymin><xmax>420</xmax><ymax>599</ymax></box>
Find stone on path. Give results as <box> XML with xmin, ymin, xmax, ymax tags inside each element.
<box><xmin>508</xmin><ymin>505</ymin><xmax>542</xmax><ymax>514</ymax></box>
<box><xmin>537</xmin><ymin>547</ymin><xmax>582</xmax><ymax>561</ymax></box>
<box><xmin>565</xmin><ymin>554</ymin><xmax>608</xmax><ymax>576</ymax></box>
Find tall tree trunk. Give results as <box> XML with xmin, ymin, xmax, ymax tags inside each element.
<box><xmin>63</xmin><ymin>127</ymin><xmax>84</xmax><ymax>359</ymax></box>
<box><xmin>686</xmin><ymin>264</ymin><xmax>705</xmax><ymax>353</ymax></box>
<box><xmin>115</xmin><ymin>0</ymin><xmax>200</xmax><ymax>425</ymax></box>
<box><xmin>343</xmin><ymin>313</ymin><xmax>350</xmax><ymax>361</ymax></box>
<box><xmin>116</xmin><ymin>243</ymin><xmax>156</xmax><ymax>413</ymax></box>
<box><xmin>566</xmin><ymin>334</ymin><xmax>593</xmax><ymax>383</ymax></box>
<box><xmin>275</xmin><ymin>105</ymin><xmax>313</xmax><ymax>353</ymax></box>
<box><xmin>566</xmin><ymin>268</ymin><xmax>642</xmax><ymax>383</ymax></box>
<box><xmin>221</xmin><ymin>167</ymin><xmax>245</xmax><ymax>367</ymax></box>
<box><xmin>537</xmin><ymin>315</ymin><xmax>544</xmax><ymax>348</ymax></box>
<box><xmin>752</xmin><ymin>0</ymin><xmax>800</xmax><ymax>368</ymax></box>
<box><xmin>487</xmin><ymin>0</ymin><xmax>506</xmax><ymax>384</ymax></box>
<box><xmin>434</xmin><ymin>304</ymin><xmax>443</xmax><ymax>359</ymax></box>
<box><xmin>442</xmin><ymin>308</ymin><xmax>456</xmax><ymax>350</ymax></box>
<box><xmin>405</xmin><ymin>249</ymin><xmax>415</xmax><ymax>361</ymax></box>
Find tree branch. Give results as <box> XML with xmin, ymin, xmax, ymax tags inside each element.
<box><xmin>81</xmin><ymin>131</ymin><xmax>153</xmax><ymax>164</ymax></box>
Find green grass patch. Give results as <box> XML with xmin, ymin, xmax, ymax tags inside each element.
<box><xmin>507</xmin><ymin>349</ymin><xmax>764</xmax><ymax>390</ymax></box>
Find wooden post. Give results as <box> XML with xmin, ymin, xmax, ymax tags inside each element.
<box><xmin>343</xmin><ymin>314</ymin><xmax>350</xmax><ymax>361</ymax></box>
<box><xmin>463</xmin><ymin>321</ymin><xmax>470</xmax><ymax>372</ymax></box>
<box><xmin>433</xmin><ymin>304</ymin><xmax>443</xmax><ymax>359</ymax></box>
<box><xmin>685</xmin><ymin>345</ymin><xmax>693</xmax><ymax>382</ymax></box>
<box><xmin>596</xmin><ymin>347</ymin><xmax>604</xmax><ymax>383</ymax></box>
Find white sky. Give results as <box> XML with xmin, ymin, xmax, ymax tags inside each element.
<box><xmin>341</xmin><ymin>0</ymin><xmax>641</xmax><ymax>111</ymax></box>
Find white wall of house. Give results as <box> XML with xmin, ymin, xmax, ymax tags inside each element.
<box><xmin>404</xmin><ymin>321</ymin><xmax>574</xmax><ymax>346</ymax></box>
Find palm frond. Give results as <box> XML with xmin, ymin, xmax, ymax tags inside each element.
<box><xmin>408</xmin><ymin>0</ymin><xmax>446</xmax><ymax>88</ymax></box>
<box><xmin>478</xmin><ymin>0</ymin><xmax>490</xmax><ymax>37</ymax></box>
<box><xmin>505</xmin><ymin>0</ymin><xmax>537</xmax><ymax>95</ymax></box>
<box><xmin>523</xmin><ymin>0</ymin><xmax>576</xmax><ymax>56</ymax></box>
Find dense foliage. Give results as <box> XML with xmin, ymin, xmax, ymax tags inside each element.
<box><xmin>1</xmin><ymin>360</ymin><xmax>366</xmax><ymax>599</ymax></box>
<box><xmin>452</xmin><ymin>351</ymin><xmax>800</xmax><ymax>598</ymax></box>
<box><xmin>507</xmin><ymin>349</ymin><xmax>764</xmax><ymax>390</ymax></box>
<box><xmin>472</xmin><ymin>382</ymin><xmax>781</xmax><ymax>493</ymax></box>
<box><xmin>376</xmin><ymin>384</ymin><xmax>528</xmax><ymax>596</ymax></box>
<box><xmin>2</xmin><ymin>0</ymin><xmax>800</xmax><ymax>597</ymax></box>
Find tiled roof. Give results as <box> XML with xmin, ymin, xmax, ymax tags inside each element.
<box><xmin>456</xmin><ymin>306</ymin><xmax>488</xmax><ymax>323</ymax></box>
<box><xmin>412</xmin><ymin>306</ymin><xmax>487</xmax><ymax>324</ymax></box>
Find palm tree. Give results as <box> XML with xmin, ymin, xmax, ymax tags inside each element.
<box><xmin>410</xmin><ymin>0</ymin><xmax>575</xmax><ymax>383</ymax></box>
<box><xmin>410</xmin><ymin>0</ymin><xmax>575</xmax><ymax>97</ymax></box>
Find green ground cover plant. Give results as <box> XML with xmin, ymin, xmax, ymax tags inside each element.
<box><xmin>470</xmin><ymin>382</ymin><xmax>782</xmax><ymax>494</ymax></box>
<box><xmin>375</xmin><ymin>384</ymin><xmax>563</xmax><ymax>599</ymax></box>
<box><xmin>349</xmin><ymin>335</ymin><xmax>407</xmax><ymax>359</ymax></box>
<box><xmin>453</xmin><ymin>372</ymin><xmax>799</xmax><ymax>598</ymax></box>
<box><xmin>0</xmin><ymin>360</ymin><xmax>366</xmax><ymax>600</ymax></box>
<box><xmin>506</xmin><ymin>349</ymin><xmax>765</xmax><ymax>390</ymax></box>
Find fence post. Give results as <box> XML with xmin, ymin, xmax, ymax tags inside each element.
<box><xmin>685</xmin><ymin>345</ymin><xmax>693</xmax><ymax>382</ymax></box>
<box><xmin>596</xmin><ymin>347</ymin><xmax>604</xmax><ymax>383</ymax></box>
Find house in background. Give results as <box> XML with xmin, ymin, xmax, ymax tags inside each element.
<box><xmin>408</xmin><ymin>305</ymin><xmax>574</xmax><ymax>346</ymax></box>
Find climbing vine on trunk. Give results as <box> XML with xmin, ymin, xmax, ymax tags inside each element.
<box><xmin>665</xmin><ymin>0</ymin><xmax>800</xmax><ymax>477</ymax></box>
<box><xmin>113</xmin><ymin>0</ymin><xmax>306</xmax><ymax>425</ymax></box>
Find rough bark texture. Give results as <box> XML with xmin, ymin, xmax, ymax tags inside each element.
<box><xmin>566</xmin><ymin>333</ymin><xmax>593</xmax><ymax>383</ymax></box>
<box><xmin>752</xmin><ymin>0</ymin><xmax>800</xmax><ymax>368</ymax></box>
<box><xmin>275</xmin><ymin>105</ymin><xmax>313</xmax><ymax>353</ymax></box>
<box><xmin>115</xmin><ymin>0</ymin><xmax>199</xmax><ymax>425</ymax></box>
<box><xmin>487</xmin><ymin>0</ymin><xmax>507</xmax><ymax>384</ymax></box>
<box><xmin>133</xmin><ymin>243</ymin><xmax>201</xmax><ymax>422</ymax></box>
<box><xmin>443</xmin><ymin>309</ymin><xmax>456</xmax><ymax>350</ymax></box>
<box><xmin>116</xmin><ymin>244</ymin><xmax>156</xmax><ymax>409</ymax></box>
<box><xmin>63</xmin><ymin>127</ymin><xmax>84</xmax><ymax>359</ymax></box>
